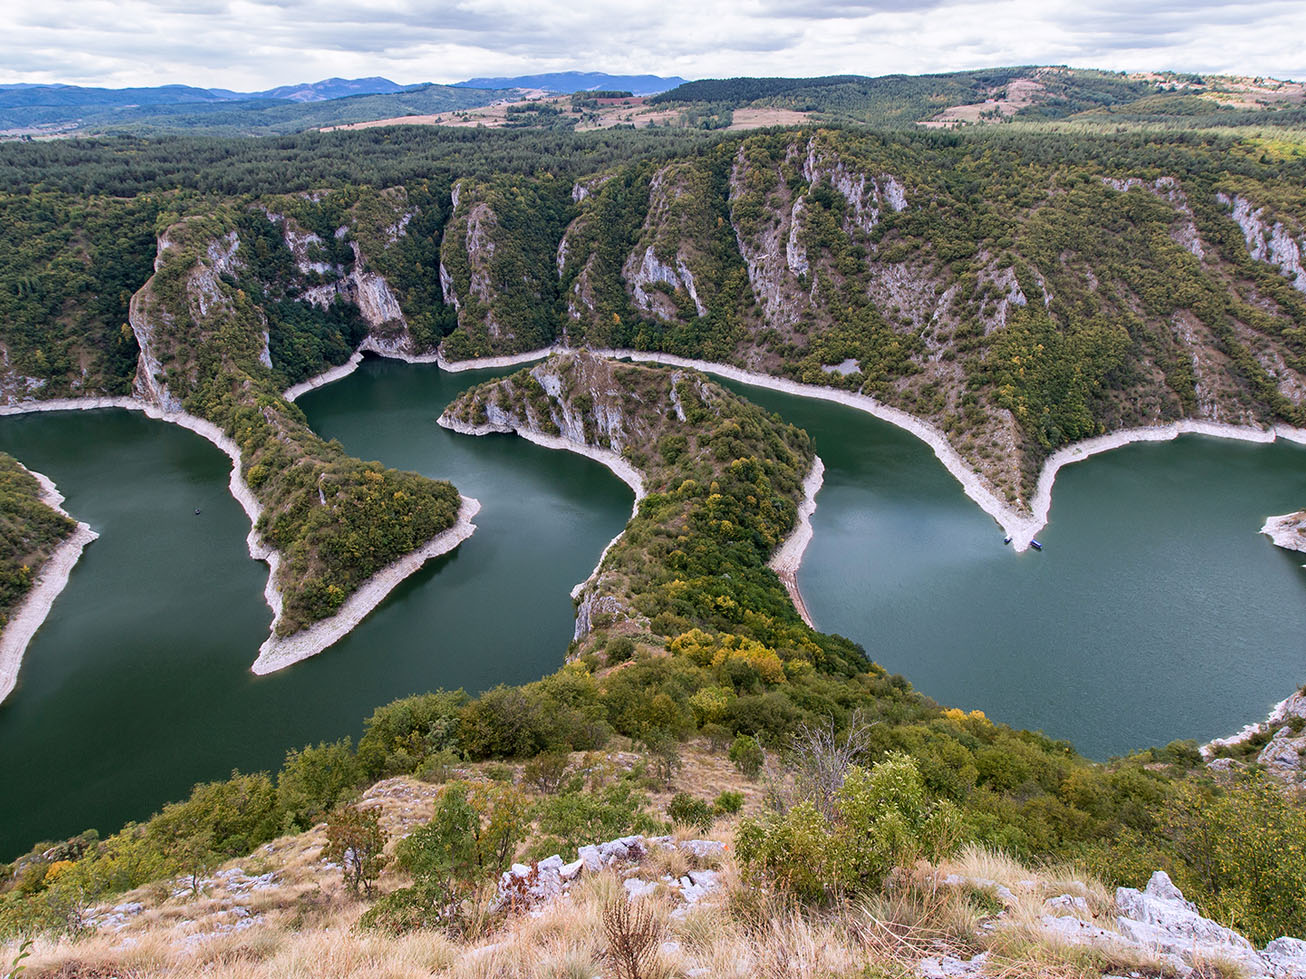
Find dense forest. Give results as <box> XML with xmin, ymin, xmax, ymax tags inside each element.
<box><xmin>3</xmin><ymin>119</ymin><xmax>1304</xmax><ymax>501</ymax></box>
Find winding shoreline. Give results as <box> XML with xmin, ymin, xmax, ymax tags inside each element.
<box><xmin>297</xmin><ymin>342</ymin><xmax>1306</xmax><ymax>552</ymax></box>
<box><xmin>0</xmin><ymin>397</ymin><xmax>481</xmax><ymax>675</ymax></box>
<box><xmin>768</xmin><ymin>456</ymin><xmax>824</xmax><ymax>628</ymax></box>
<box><xmin>285</xmin><ymin>342</ymin><xmax>1306</xmax><ymax>741</ymax></box>
<box><xmin>435</xmin><ymin>415</ymin><xmax>644</xmax><ymax>603</ymax></box>
<box><xmin>0</xmin><ymin>468</ymin><xmax>99</xmax><ymax>706</ymax></box>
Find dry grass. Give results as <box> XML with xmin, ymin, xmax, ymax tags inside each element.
<box><xmin>10</xmin><ymin>842</ymin><xmax>1173</xmax><ymax>979</ymax></box>
<box><xmin>7</xmin><ymin>760</ymin><xmax>1176</xmax><ymax>979</ymax></box>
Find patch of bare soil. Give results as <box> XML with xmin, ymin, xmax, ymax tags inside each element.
<box><xmin>726</xmin><ymin>107</ymin><xmax>812</xmax><ymax>130</ymax></box>
<box><xmin>920</xmin><ymin>75</ymin><xmax>1046</xmax><ymax>129</ymax></box>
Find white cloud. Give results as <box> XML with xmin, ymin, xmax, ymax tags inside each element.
<box><xmin>0</xmin><ymin>0</ymin><xmax>1300</xmax><ymax>90</ymax></box>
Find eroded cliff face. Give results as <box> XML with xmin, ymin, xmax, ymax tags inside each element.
<box><xmin>125</xmin><ymin>212</ymin><xmax>465</xmax><ymax>646</ymax></box>
<box><xmin>438</xmin><ymin>177</ymin><xmax>560</xmax><ymax>359</ymax></box>
<box><xmin>129</xmin><ymin>225</ymin><xmax>263</xmax><ymax>412</ymax></box>
<box><xmin>273</xmin><ymin>192</ymin><xmax>422</xmax><ymax>358</ymax></box>
<box><xmin>1219</xmin><ymin>192</ymin><xmax>1306</xmax><ymax>294</ymax></box>
<box><xmin>537</xmin><ymin>131</ymin><xmax>1306</xmax><ymax>505</ymax></box>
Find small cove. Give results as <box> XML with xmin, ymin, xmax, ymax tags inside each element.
<box><xmin>723</xmin><ymin>378</ymin><xmax>1306</xmax><ymax>759</ymax></box>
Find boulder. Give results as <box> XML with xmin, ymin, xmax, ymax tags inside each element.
<box><xmin>917</xmin><ymin>951</ymin><xmax>988</xmax><ymax>977</ymax></box>
<box><xmin>1262</xmin><ymin>936</ymin><xmax>1306</xmax><ymax>977</ymax></box>
<box><xmin>1043</xmin><ymin>894</ymin><xmax>1089</xmax><ymax>914</ymax></box>
<box><xmin>678</xmin><ymin>839</ymin><xmax>725</xmax><ymax>860</ymax></box>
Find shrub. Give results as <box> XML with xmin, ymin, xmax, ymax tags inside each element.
<box><xmin>357</xmin><ymin>690</ymin><xmax>468</xmax><ymax>779</ymax></box>
<box><xmin>1151</xmin><ymin>776</ymin><xmax>1306</xmax><ymax>945</ymax></box>
<box><xmin>277</xmin><ymin>738</ymin><xmax>363</xmax><ymax>829</ymax></box>
<box><xmin>533</xmin><ymin>784</ymin><xmax>658</xmax><ymax>857</ymax></box>
<box><xmin>607</xmin><ymin>636</ymin><xmax>635</xmax><ymax>663</ymax></box>
<box><xmin>459</xmin><ymin>685</ymin><xmax>558</xmax><ymax>759</ymax></box>
<box><xmin>522</xmin><ymin>750</ymin><xmax>572</xmax><ymax>794</ymax></box>
<box><xmin>713</xmin><ymin>790</ymin><xmax>744</xmax><ymax>815</ymax></box>
<box><xmin>667</xmin><ymin>793</ymin><xmax>714</xmax><ymax>831</ymax></box>
<box><xmin>729</xmin><ymin>734</ymin><xmax>765</xmax><ymax>779</ymax></box>
<box><xmin>735</xmin><ymin>753</ymin><xmax>965</xmax><ymax>902</ymax></box>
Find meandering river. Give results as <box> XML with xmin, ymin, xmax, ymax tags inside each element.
<box><xmin>720</xmin><ymin>379</ymin><xmax>1306</xmax><ymax>759</ymax></box>
<box><xmin>0</xmin><ymin>363</ymin><xmax>631</xmax><ymax>857</ymax></box>
<box><xmin>0</xmin><ymin>356</ymin><xmax>1302</xmax><ymax>857</ymax></box>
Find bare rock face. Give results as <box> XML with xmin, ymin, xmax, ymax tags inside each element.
<box><xmin>1262</xmin><ymin>511</ymin><xmax>1306</xmax><ymax>554</ymax></box>
<box><xmin>491</xmin><ymin>834</ymin><xmax>722</xmax><ymax>913</ymax></box>
<box><xmin>1040</xmin><ymin>870</ymin><xmax>1305</xmax><ymax>978</ymax></box>
<box><xmin>131</xmin><ymin>228</ymin><xmax>249</xmax><ymax>413</ymax></box>
<box><xmin>624</xmin><ymin>245</ymin><xmax>708</xmax><ymax>321</ymax></box>
<box><xmin>1218</xmin><ymin>192</ymin><xmax>1306</xmax><ymax>294</ymax></box>
<box><xmin>1256</xmin><ymin>725</ymin><xmax>1306</xmax><ymax>775</ymax></box>
<box><xmin>801</xmin><ymin>134</ymin><xmax>907</xmax><ymax>235</ymax></box>
<box><xmin>1114</xmin><ymin>871</ymin><xmax>1260</xmax><ymax>971</ymax></box>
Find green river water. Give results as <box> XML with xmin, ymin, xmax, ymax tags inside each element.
<box><xmin>0</xmin><ymin>356</ymin><xmax>1303</xmax><ymax>857</ymax></box>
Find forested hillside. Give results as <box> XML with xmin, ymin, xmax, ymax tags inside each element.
<box><xmin>118</xmin><ymin>195</ymin><xmax>464</xmax><ymax>639</ymax></box>
<box><xmin>0</xmin><ymin>455</ymin><xmax>75</xmax><ymax>630</ymax></box>
<box><xmin>3</xmin><ymin>122</ymin><xmax>1304</xmax><ymax>504</ymax></box>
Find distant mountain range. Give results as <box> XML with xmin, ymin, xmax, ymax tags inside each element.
<box><xmin>0</xmin><ymin>72</ymin><xmax>691</xmax><ymax>134</ymax></box>
<box><xmin>452</xmin><ymin>71</ymin><xmax>688</xmax><ymax>95</ymax></box>
<box><xmin>215</xmin><ymin>76</ymin><xmax>416</xmax><ymax>102</ymax></box>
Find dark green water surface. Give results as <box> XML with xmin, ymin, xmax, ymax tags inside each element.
<box><xmin>0</xmin><ymin>361</ymin><xmax>631</xmax><ymax>857</ymax></box>
<box><xmin>1</xmin><ymin>356</ymin><xmax>1304</xmax><ymax>857</ymax></box>
<box><xmin>722</xmin><ymin>378</ymin><xmax>1306</xmax><ymax>760</ymax></box>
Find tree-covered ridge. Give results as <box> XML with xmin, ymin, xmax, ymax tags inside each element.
<box><xmin>2</xmin><ymin>83</ymin><xmax>513</xmax><ymax>137</ymax></box>
<box><xmin>442</xmin><ymin>352</ymin><xmax>851</xmax><ymax>671</ymax></box>
<box><xmin>0</xmin><ymin>455</ymin><xmax>75</xmax><ymax>630</ymax></box>
<box><xmin>651</xmin><ymin>67</ymin><xmax>1306</xmax><ymax>130</ymax></box>
<box><xmin>0</xmin><ymin>191</ymin><xmax>159</xmax><ymax>401</ymax></box>
<box><xmin>3</xmin><ymin>123</ymin><xmax>1305</xmax><ymax>506</ymax></box>
<box><xmin>437</xmin><ymin>176</ymin><xmax>569</xmax><ymax>359</ymax></box>
<box><xmin>454</xmin><ymin>127</ymin><xmax>1306</xmax><ymax>502</ymax></box>
<box><xmin>129</xmin><ymin>207</ymin><xmax>462</xmax><ymax>635</ymax></box>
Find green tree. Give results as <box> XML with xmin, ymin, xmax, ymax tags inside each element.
<box><xmin>323</xmin><ymin>805</ymin><xmax>389</xmax><ymax>898</ymax></box>
<box><xmin>277</xmin><ymin>738</ymin><xmax>363</xmax><ymax>829</ymax></box>
<box><xmin>729</xmin><ymin>734</ymin><xmax>765</xmax><ymax>779</ymax></box>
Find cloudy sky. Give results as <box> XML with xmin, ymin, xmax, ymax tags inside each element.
<box><xmin>4</xmin><ymin>0</ymin><xmax>1303</xmax><ymax>90</ymax></box>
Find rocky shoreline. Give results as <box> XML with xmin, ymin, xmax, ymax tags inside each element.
<box><xmin>767</xmin><ymin>456</ymin><xmax>824</xmax><ymax>628</ymax></box>
<box><xmin>431</xmin><ymin>345</ymin><xmax>1306</xmax><ymax>552</ymax></box>
<box><xmin>0</xmin><ymin>467</ymin><xmax>99</xmax><ymax>705</ymax></box>
<box><xmin>250</xmin><ymin>496</ymin><xmax>480</xmax><ymax>674</ymax></box>
<box><xmin>435</xmin><ymin>414</ymin><xmax>644</xmax><ymax>604</ymax></box>
<box><xmin>1201</xmin><ymin>687</ymin><xmax>1306</xmax><ymax>763</ymax></box>
<box><xmin>0</xmin><ymin>397</ymin><xmax>481</xmax><ymax>676</ymax></box>
<box><xmin>1261</xmin><ymin>510</ymin><xmax>1306</xmax><ymax>554</ymax></box>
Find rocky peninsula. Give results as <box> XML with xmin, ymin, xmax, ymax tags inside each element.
<box><xmin>0</xmin><ymin>463</ymin><xmax>97</xmax><ymax>705</ymax></box>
